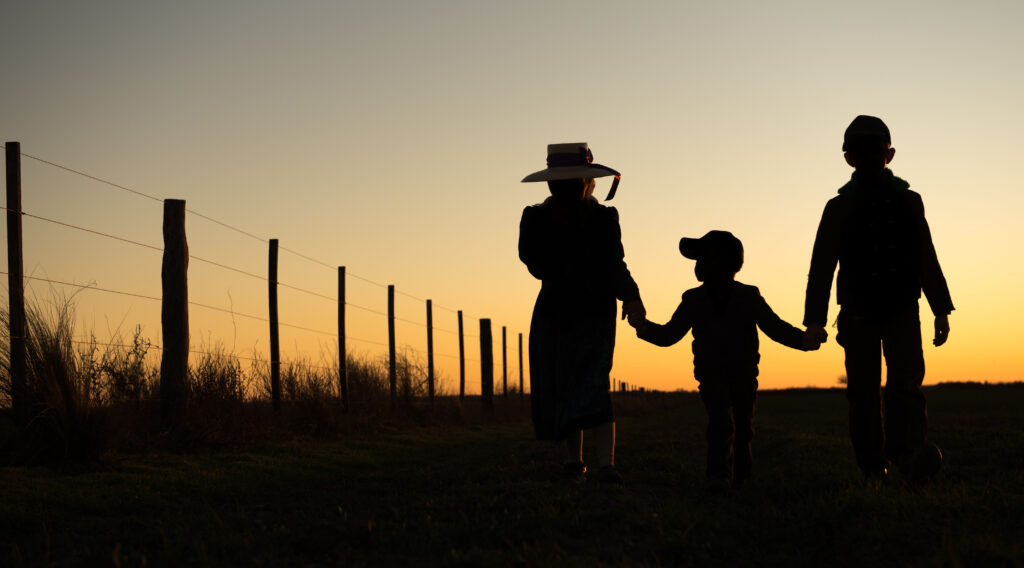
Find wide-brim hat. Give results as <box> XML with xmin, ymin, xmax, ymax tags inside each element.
<box><xmin>521</xmin><ymin>142</ymin><xmax>622</xmax><ymax>200</ymax></box>
<box><xmin>679</xmin><ymin>230</ymin><xmax>744</xmax><ymax>272</ymax></box>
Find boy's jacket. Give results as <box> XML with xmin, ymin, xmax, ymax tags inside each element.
<box><xmin>638</xmin><ymin>282</ymin><xmax>806</xmax><ymax>382</ymax></box>
<box><xmin>804</xmin><ymin>170</ymin><xmax>954</xmax><ymax>325</ymax></box>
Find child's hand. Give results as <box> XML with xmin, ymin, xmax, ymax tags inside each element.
<box><xmin>631</xmin><ymin>318</ymin><xmax>649</xmax><ymax>334</ymax></box>
<box><xmin>933</xmin><ymin>314</ymin><xmax>950</xmax><ymax>346</ymax></box>
<box><xmin>805</xmin><ymin>323</ymin><xmax>828</xmax><ymax>345</ymax></box>
<box><xmin>802</xmin><ymin>327</ymin><xmax>826</xmax><ymax>351</ymax></box>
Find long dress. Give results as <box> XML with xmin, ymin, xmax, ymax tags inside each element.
<box><xmin>518</xmin><ymin>197</ymin><xmax>641</xmax><ymax>440</ymax></box>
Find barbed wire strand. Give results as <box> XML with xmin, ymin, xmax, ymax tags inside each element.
<box><xmin>4</xmin><ymin>273</ymin><xmax>469</xmax><ymax>360</ymax></box>
<box><xmin>11</xmin><ymin>273</ymin><xmax>163</xmax><ymax>303</ymax></box>
<box><xmin>3</xmin><ymin>206</ymin><xmax>164</xmax><ymax>253</ymax></box>
<box><xmin>9</xmin><ymin>148</ymin><xmax>164</xmax><ymax>203</ymax></box>
<box><xmin>0</xmin><ymin>211</ymin><xmax>400</xmax><ymax>319</ymax></box>
<box><xmin>3</xmin><ymin>147</ymin><xmax>485</xmax><ymax>322</ymax></box>
<box><xmin>2</xmin><ymin>274</ymin><xmax>469</xmax><ymax>351</ymax></box>
<box><xmin>2</xmin><ymin>272</ymin><xmax>332</xmax><ymax>339</ymax></box>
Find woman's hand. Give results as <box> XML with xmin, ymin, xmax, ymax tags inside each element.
<box><xmin>622</xmin><ymin>300</ymin><xmax>646</xmax><ymax>327</ymax></box>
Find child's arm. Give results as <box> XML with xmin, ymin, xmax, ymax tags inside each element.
<box><xmin>804</xmin><ymin>200</ymin><xmax>842</xmax><ymax>331</ymax></box>
<box><xmin>636</xmin><ymin>296</ymin><xmax>692</xmax><ymax>347</ymax></box>
<box><xmin>913</xmin><ymin>195</ymin><xmax>954</xmax><ymax>317</ymax></box>
<box><xmin>754</xmin><ymin>291</ymin><xmax>814</xmax><ymax>351</ymax></box>
<box><xmin>911</xmin><ymin>194</ymin><xmax>954</xmax><ymax>346</ymax></box>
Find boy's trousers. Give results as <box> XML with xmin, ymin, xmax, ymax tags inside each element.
<box><xmin>837</xmin><ymin>304</ymin><xmax>927</xmax><ymax>473</ymax></box>
<box><xmin>698</xmin><ymin>378</ymin><xmax>757</xmax><ymax>482</ymax></box>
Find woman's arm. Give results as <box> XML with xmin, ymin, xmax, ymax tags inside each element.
<box><xmin>604</xmin><ymin>206</ymin><xmax>642</xmax><ymax>304</ymax></box>
<box><xmin>518</xmin><ymin>206</ymin><xmax>554</xmax><ymax>280</ymax></box>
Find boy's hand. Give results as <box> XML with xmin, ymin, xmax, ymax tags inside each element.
<box><xmin>806</xmin><ymin>323</ymin><xmax>828</xmax><ymax>345</ymax></box>
<box><xmin>631</xmin><ymin>318</ymin><xmax>650</xmax><ymax>334</ymax></box>
<box><xmin>801</xmin><ymin>328</ymin><xmax>824</xmax><ymax>351</ymax></box>
<box><xmin>933</xmin><ymin>314</ymin><xmax>950</xmax><ymax>346</ymax></box>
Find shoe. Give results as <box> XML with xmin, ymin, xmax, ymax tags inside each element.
<box><xmin>562</xmin><ymin>461</ymin><xmax>586</xmax><ymax>483</ymax></box>
<box><xmin>595</xmin><ymin>465</ymin><xmax>624</xmax><ymax>485</ymax></box>
<box><xmin>904</xmin><ymin>443</ymin><xmax>943</xmax><ymax>483</ymax></box>
<box><xmin>863</xmin><ymin>465</ymin><xmax>889</xmax><ymax>488</ymax></box>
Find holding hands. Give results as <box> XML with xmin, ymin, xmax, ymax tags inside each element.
<box><xmin>622</xmin><ymin>299</ymin><xmax>647</xmax><ymax>332</ymax></box>
<box><xmin>802</xmin><ymin>323</ymin><xmax>828</xmax><ymax>351</ymax></box>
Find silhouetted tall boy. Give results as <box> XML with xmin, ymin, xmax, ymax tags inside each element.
<box><xmin>804</xmin><ymin>115</ymin><xmax>954</xmax><ymax>482</ymax></box>
<box><xmin>635</xmin><ymin>231</ymin><xmax>819</xmax><ymax>492</ymax></box>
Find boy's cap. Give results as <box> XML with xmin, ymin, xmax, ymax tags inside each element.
<box><xmin>679</xmin><ymin>230</ymin><xmax>744</xmax><ymax>272</ymax></box>
<box><xmin>843</xmin><ymin>115</ymin><xmax>891</xmax><ymax>152</ymax></box>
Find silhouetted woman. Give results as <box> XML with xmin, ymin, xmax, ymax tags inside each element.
<box><xmin>519</xmin><ymin>142</ymin><xmax>645</xmax><ymax>484</ymax></box>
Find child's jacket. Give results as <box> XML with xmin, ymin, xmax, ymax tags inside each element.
<box><xmin>804</xmin><ymin>170</ymin><xmax>954</xmax><ymax>325</ymax></box>
<box><xmin>638</xmin><ymin>282</ymin><xmax>806</xmax><ymax>382</ymax></box>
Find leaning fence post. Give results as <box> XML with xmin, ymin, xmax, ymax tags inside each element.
<box><xmin>338</xmin><ymin>266</ymin><xmax>348</xmax><ymax>412</ymax></box>
<box><xmin>479</xmin><ymin>319</ymin><xmax>493</xmax><ymax>409</ymax></box>
<box><xmin>426</xmin><ymin>299</ymin><xmax>435</xmax><ymax>403</ymax></box>
<box><xmin>457</xmin><ymin>310</ymin><xmax>465</xmax><ymax>403</ymax></box>
<box><xmin>268</xmin><ymin>239</ymin><xmax>281</xmax><ymax>415</ymax></box>
<box><xmin>160</xmin><ymin>198</ymin><xmax>189</xmax><ymax>427</ymax></box>
<box><xmin>388</xmin><ymin>285</ymin><xmax>397</xmax><ymax>410</ymax></box>
<box><xmin>5</xmin><ymin>142</ymin><xmax>27</xmax><ymax>429</ymax></box>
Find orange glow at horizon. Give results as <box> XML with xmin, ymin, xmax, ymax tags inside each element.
<box><xmin>2</xmin><ymin>2</ymin><xmax>1022</xmax><ymax>393</ymax></box>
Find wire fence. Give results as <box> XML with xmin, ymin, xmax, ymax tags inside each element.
<box><xmin>1</xmin><ymin>144</ymin><xmax>524</xmax><ymax>407</ymax></box>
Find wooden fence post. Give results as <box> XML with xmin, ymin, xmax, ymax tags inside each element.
<box><xmin>479</xmin><ymin>319</ymin><xmax>493</xmax><ymax>409</ymax></box>
<box><xmin>160</xmin><ymin>199</ymin><xmax>189</xmax><ymax>427</ymax></box>
<box><xmin>388</xmin><ymin>285</ymin><xmax>396</xmax><ymax>410</ymax></box>
<box><xmin>457</xmin><ymin>310</ymin><xmax>465</xmax><ymax>403</ymax></box>
<box><xmin>518</xmin><ymin>332</ymin><xmax>524</xmax><ymax>400</ymax></box>
<box><xmin>501</xmin><ymin>325</ymin><xmax>507</xmax><ymax>398</ymax></box>
<box><xmin>269</xmin><ymin>239</ymin><xmax>281</xmax><ymax>415</ymax></box>
<box><xmin>338</xmin><ymin>266</ymin><xmax>348</xmax><ymax>412</ymax></box>
<box><xmin>5</xmin><ymin>141</ymin><xmax>27</xmax><ymax>429</ymax></box>
<box><xmin>426</xmin><ymin>299</ymin><xmax>434</xmax><ymax>403</ymax></box>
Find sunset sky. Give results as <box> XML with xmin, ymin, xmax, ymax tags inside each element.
<box><xmin>2</xmin><ymin>1</ymin><xmax>1022</xmax><ymax>392</ymax></box>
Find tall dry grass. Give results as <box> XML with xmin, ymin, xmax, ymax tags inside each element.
<box><xmin>0</xmin><ymin>294</ymin><xmax>465</xmax><ymax>464</ymax></box>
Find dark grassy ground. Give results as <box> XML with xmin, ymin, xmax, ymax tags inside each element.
<box><xmin>1</xmin><ymin>385</ymin><xmax>1022</xmax><ymax>567</ymax></box>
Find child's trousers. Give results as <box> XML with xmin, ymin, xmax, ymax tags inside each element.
<box><xmin>837</xmin><ymin>304</ymin><xmax>927</xmax><ymax>473</ymax></box>
<box><xmin>698</xmin><ymin>377</ymin><xmax>757</xmax><ymax>482</ymax></box>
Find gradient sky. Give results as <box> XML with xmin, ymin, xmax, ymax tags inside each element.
<box><xmin>2</xmin><ymin>1</ymin><xmax>1022</xmax><ymax>392</ymax></box>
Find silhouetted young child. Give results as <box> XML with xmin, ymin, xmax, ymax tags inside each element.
<box><xmin>634</xmin><ymin>230</ymin><xmax>820</xmax><ymax>492</ymax></box>
<box><xmin>804</xmin><ymin>115</ymin><xmax>953</xmax><ymax>483</ymax></box>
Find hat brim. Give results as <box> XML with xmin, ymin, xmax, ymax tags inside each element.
<box><xmin>679</xmin><ymin>237</ymin><xmax>702</xmax><ymax>259</ymax></box>
<box><xmin>522</xmin><ymin>164</ymin><xmax>618</xmax><ymax>183</ymax></box>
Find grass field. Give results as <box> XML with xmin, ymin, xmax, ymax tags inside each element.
<box><xmin>1</xmin><ymin>385</ymin><xmax>1022</xmax><ymax>567</ymax></box>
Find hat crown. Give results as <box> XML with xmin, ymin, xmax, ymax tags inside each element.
<box><xmin>844</xmin><ymin>115</ymin><xmax>891</xmax><ymax>150</ymax></box>
<box><xmin>547</xmin><ymin>142</ymin><xmax>589</xmax><ymax>155</ymax></box>
<box><xmin>545</xmin><ymin>143</ymin><xmax>594</xmax><ymax>168</ymax></box>
<box><xmin>680</xmin><ymin>230</ymin><xmax>744</xmax><ymax>272</ymax></box>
